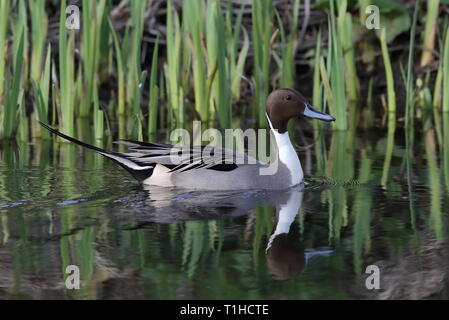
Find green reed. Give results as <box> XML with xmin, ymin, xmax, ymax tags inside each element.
<box><xmin>80</xmin><ymin>0</ymin><xmax>107</xmax><ymax>118</ymax></box>
<box><xmin>107</xmin><ymin>1</ymin><xmax>147</xmax><ymax>138</ymax></box>
<box><xmin>357</xmin><ymin>0</ymin><xmax>370</xmax><ymax>24</ymax></box>
<box><xmin>17</xmin><ymin>90</ymin><xmax>27</xmax><ymax>141</ymax></box>
<box><xmin>337</xmin><ymin>0</ymin><xmax>359</xmax><ymax>103</ymax></box>
<box><xmin>29</xmin><ymin>0</ymin><xmax>47</xmax><ymax>84</ymax></box>
<box><xmin>420</xmin><ymin>0</ymin><xmax>440</xmax><ymax>67</ymax></box>
<box><xmin>352</xmin><ymin>148</ymin><xmax>373</xmax><ymax>274</ymax></box>
<box><xmin>252</xmin><ymin>206</ymin><xmax>273</xmax><ymax>264</ymax></box>
<box><xmin>321</xmin><ymin>6</ymin><xmax>347</xmax><ymax>130</ymax></box>
<box><xmin>93</xmin><ymin>82</ymin><xmax>104</xmax><ymax>140</ymax></box>
<box><xmin>326</xmin><ymin>131</ymin><xmax>354</xmax><ymax>241</ymax></box>
<box><xmin>3</xmin><ymin>31</ymin><xmax>24</xmax><ymax>139</ymax></box>
<box><xmin>404</xmin><ymin>0</ymin><xmax>420</xmax><ymax>134</ymax></box>
<box><xmin>178</xmin><ymin>0</ymin><xmax>245</xmax><ymax>128</ymax></box>
<box><xmin>226</xmin><ymin>2</ymin><xmax>249</xmax><ymax>102</ymax></box>
<box><xmin>183</xmin><ymin>0</ymin><xmax>208</xmax><ymax>122</ymax></box>
<box><xmin>404</xmin><ymin>1</ymin><xmax>420</xmax><ymax>230</ymax></box>
<box><xmin>312</xmin><ymin>28</ymin><xmax>322</xmax><ymax>112</ymax></box>
<box><xmin>182</xmin><ymin>221</ymin><xmax>207</xmax><ymax>278</ymax></box>
<box><xmin>443</xmin><ymin>28</ymin><xmax>449</xmax><ymax>112</ymax></box>
<box><xmin>424</xmin><ymin>128</ymin><xmax>443</xmax><ymax>241</ymax></box>
<box><xmin>252</xmin><ymin>0</ymin><xmax>274</xmax><ymax>127</ymax></box>
<box><xmin>380</xmin><ymin>28</ymin><xmax>396</xmax><ymax>186</ymax></box>
<box><xmin>130</xmin><ymin>70</ymin><xmax>146</xmax><ymax>141</ymax></box>
<box><xmin>166</xmin><ymin>0</ymin><xmax>184</xmax><ymax>128</ymax></box>
<box><xmin>443</xmin><ymin>113</ymin><xmax>449</xmax><ymax>192</ymax></box>
<box><xmin>381</xmin><ymin>114</ymin><xmax>396</xmax><ymax>187</ymax></box>
<box><xmin>148</xmin><ymin>39</ymin><xmax>160</xmax><ymax>137</ymax></box>
<box><xmin>432</xmin><ymin>55</ymin><xmax>443</xmax><ymax>148</ymax></box>
<box><xmin>357</xmin><ymin>0</ymin><xmax>376</xmax><ymax>73</ymax></box>
<box><xmin>433</xmin><ymin>59</ymin><xmax>443</xmax><ymax>109</ymax></box>
<box><xmin>109</xmin><ymin>18</ymin><xmax>125</xmax><ymax>117</ymax></box>
<box><xmin>2</xmin><ymin>0</ymin><xmax>27</xmax><ymax>139</ymax></box>
<box><xmin>0</xmin><ymin>0</ymin><xmax>448</xmax><ymax>146</ymax></box>
<box><xmin>206</xmin><ymin>0</ymin><xmax>231</xmax><ymax>128</ymax></box>
<box><xmin>58</xmin><ymin>0</ymin><xmax>76</xmax><ymax>137</ymax></box>
<box><xmin>0</xmin><ymin>0</ymin><xmax>9</xmax><ymax>107</ymax></box>
<box><xmin>0</xmin><ymin>213</ymin><xmax>9</xmax><ymax>245</ymax></box>
<box><xmin>32</xmin><ymin>42</ymin><xmax>51</xmax><ymax>139</ymax></box>
<box><xmin>319</xmin><ymin>56</ymin><xmax>334</xmax><ymax>114</ymax></box>
<box><xmin>312</xmin><ymin>28</ymin><xmax>326</xmax><ymax>170</ymax></box>
<box><xmin>14</xmin><ymin>0</ymin><xmax>28</xmax><ymax>83</ymax></box>
<box><xmin>125</xmin><ymin>0</ymin><xmax>147</xmax><ymax>115</ymax></box>
<box><xmin>362</xmin><ymin>77</ymin><xmax>374</xmax><ymax>129</ymax></box>
<box><xmin>58</xmin><ymin>142</ymin><xmax>91</xmax><ymax>298</ymax></box>
<box><xmin>276</xmin><ymin>0</ymin><xmax>300</xmax><ymax>89</ymax></box>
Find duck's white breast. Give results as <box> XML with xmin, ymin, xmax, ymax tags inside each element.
<box><xmin>272</xmin><ymin>131</ymin><xmax>303</xmax><ymax>186</ymax></box>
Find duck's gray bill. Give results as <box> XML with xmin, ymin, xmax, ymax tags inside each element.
<box><xmin>302</xmin><ymin>103</ymin><xmax>336</xmax><ymax>122</ymax></box>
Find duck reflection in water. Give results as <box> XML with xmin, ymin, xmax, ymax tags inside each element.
<box><xmin>265</xmin><ymin>187</ymin><xmax>333</xmax><ymax>280</ymax></box>
<box><xmin>138</xmin><ymin>185</ymin><xmax>333</xmax><ymax>281</ymax></box>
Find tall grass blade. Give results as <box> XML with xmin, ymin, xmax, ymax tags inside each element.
<box><xmin>108</xmin><ymin>17</ymin><xmax>125</xmax><ymax>117</ymax></box>
<box><xmin>125</xmin><ymin>0</ymin><xmax>147</xmax><ymax>115</ymax></box>
<box><xmin>279</xmin><ymin>0</ymin><xmax>300</xmax><ymax>88</ymax></box>
<box><xmin>404</xmin><ymin>1</ymin><xmax>420</xmax><ymax>230</ymax></box>
<box><xmin>252</xmin><ymin>0</ymin><xmax>274</xmax><ymax>127</ymax></box>
<box><xmin>380</xmin><ymin>28</ymin><xmax>396</xmax><ymax>186</ymax></box>
<box><xmin>352</xmin><ymin>149</ymin><xmax>372</xmax><ymax>274</ymax></box>
<box><xmin>327</xmin><ymin>2</ymin><xmax>347</xmax><ymax>130</ymax></box>
<box><xmin>443</xmin><ymin>112</ymin><xmax>449</xmax><ymax>192</ymax></box>
<box><xmin>404</xmin><ymin>0</ymin><xmax>420</xmax><ymax>132</ymax></box>
<box><xmin>184</xmin><ymin>0</ymin><xmax>208</xmax><ymax>121</ymax></box>
<box><xmin>424</xmin><ymin>129</ymin><xmax>443</xmax><ymax>241</ymax></box>
<box><xmin>337</xmin><ymin>0</ymin><xmax>359</xmax><ymax>102</ymax></box>
<box><xmin>80</xmin><ymin>0</ymin><xmax>107</xmax><ymax>117</ymax></box>
<box><xmin>3</xmin><ymin>31</ymin><xmax>25</xmax><ymax>138</ymax></box>
<box><xmin>148</xmin><ymin>39</ymin><xmax>160</xmax><ymax>137</ymax></box>
<box><xmin>206</xmin><ymin>0</ymin><xmax>231</xmax><ymax>128</ymax></box>
<box><xmin>0</xmin><ymin>0</ymin><xmax>10</xmax><ymax>106</ymax></box>
<box><xmin>29</xmin><ymin>0</ymin><xmax>47</xmax><ymax>83</ymax></box>
<box><xmin>166</xmin><ymin>0</ymin><xmax>184</xmax><ymax>128</ymax></box>
<box><xmin>420</xmin><ymin>0</ymin><xmax>440</xmax><ymax>67</ymax></box>
<box><xmin>442</xmin><ymin>28</ymin><xmax>449</xmax><ymax>112</ymax></box>
<box><xmin>33</xmin><ymin>45</ymin><xmax>51</xmax><ymax>138</ymax></box>
<box><xmin>227</xmin><ymin>2</ymin><xmax>249</xmax><ymax>101</ymax></box>
<box><xmin>58</xmin><ymin>0</ymin><xmax>75</xmax><ymax>136</ymax></box>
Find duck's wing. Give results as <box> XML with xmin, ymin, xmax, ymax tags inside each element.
<box><xmin>115</xmin><ymin>140</ymin><xmax>260</xmax><ymax>173</ymax></box>
<box><xmin>40</xmin><ymin>122</ymin><xmax>262</xmax><ymax>181</ymax></box>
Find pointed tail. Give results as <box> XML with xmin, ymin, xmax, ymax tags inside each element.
<box><xmin>39</xmin><ymin>122</ymin><xmax>154</xmax><ymax>182</ymax></box>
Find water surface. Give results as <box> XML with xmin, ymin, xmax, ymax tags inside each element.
<box><xmin>0</xmin><ymin>129</ymin><xmax>448</xmax><ymax>300</ymax></box>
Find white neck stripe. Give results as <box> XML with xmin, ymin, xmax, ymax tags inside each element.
<box><xmin>266</xmin><ymin>113</ymin><xmax>303</xmax><ymax>186</ymax></box>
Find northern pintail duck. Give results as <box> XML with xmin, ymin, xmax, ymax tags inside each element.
<box><xmin>41</xmin><ymin>88</ymin><xmax>335</xmax><ymax>190</ymax></box>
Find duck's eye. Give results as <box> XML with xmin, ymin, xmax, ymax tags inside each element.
<box><xmin>285</xmin><ymin>95</ymin><xmax>292</xmax><ymax>101</ymax></box>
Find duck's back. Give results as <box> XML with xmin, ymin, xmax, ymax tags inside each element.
<box><xmin>167</xmin><ymin>161</ymin><xmax>294</xmax><ymax>190</ymax></box>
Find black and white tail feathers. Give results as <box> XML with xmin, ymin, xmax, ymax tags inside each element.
<box><xmin>39</xmin><ymin>122</ymin><xmax>154</xmax><ymax>182</ymax></box>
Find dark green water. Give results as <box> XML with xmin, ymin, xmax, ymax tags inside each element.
<box><xmin>0</xmin><ymin>128</ymin><xmax>448</xmax><ymax>300</ymax></box>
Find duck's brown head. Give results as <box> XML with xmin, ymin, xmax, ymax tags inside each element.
<box><xmin>266</xmin><ymin>88</ymin><xmax>335</xmax><ymax>133</ymax></box>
